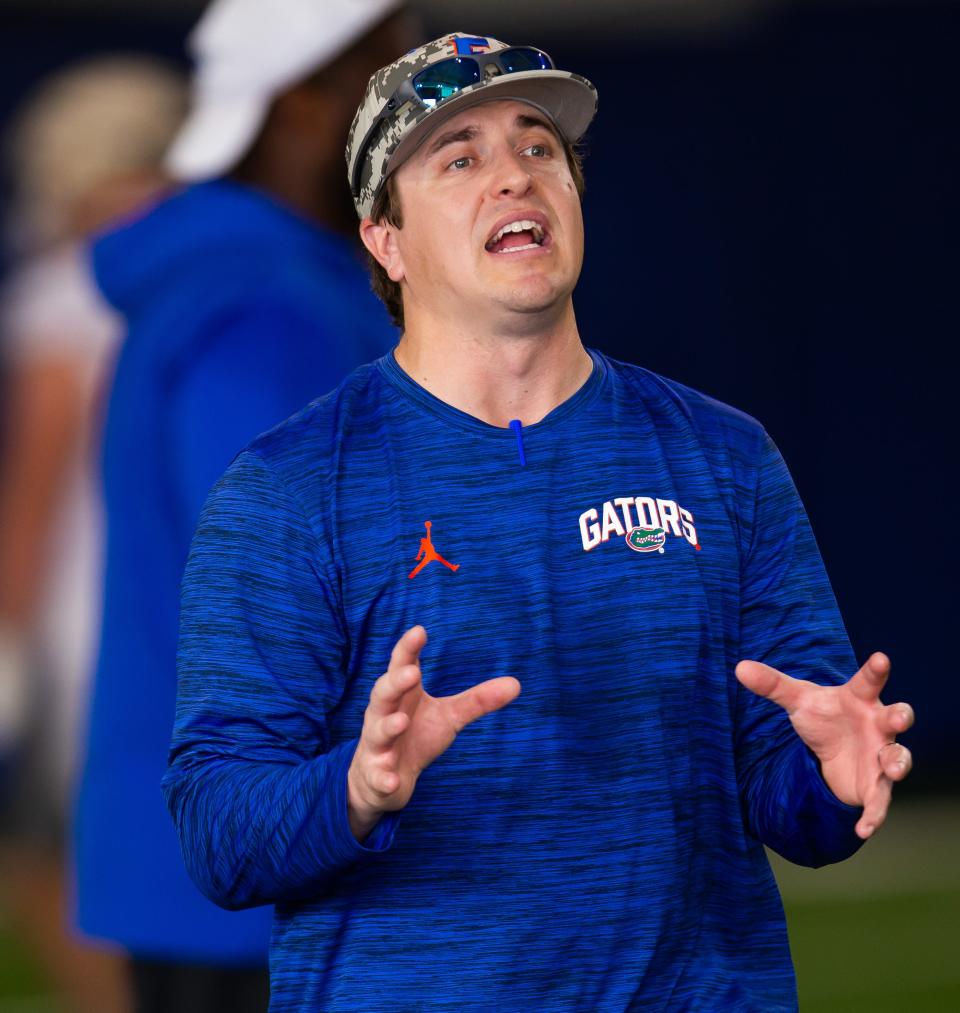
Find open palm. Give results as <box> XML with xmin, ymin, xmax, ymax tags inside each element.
<box><xmin>736</xmin><ymin>653</ymin><xmax>914</xmax><ymax>839</ymax></box>
<box><xmin>347</xmin><ymin>626</ymin><xmax>520</xmax><ymax>840</ymax></box>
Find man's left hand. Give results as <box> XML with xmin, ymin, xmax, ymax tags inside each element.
<box><xmin>735</xmin><ymin>653</ymin><xmax>914</xmax><ymax>840</ymax></box>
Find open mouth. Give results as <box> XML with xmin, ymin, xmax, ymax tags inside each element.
<box><xmin>484</xmin><ymin>217</ymin><xmax>549</xmax><ymax>254</ymax></box>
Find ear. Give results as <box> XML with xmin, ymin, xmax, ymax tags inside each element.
<box><xmin>360</xmin><ymin>217</ymin><xmax>405</xmax><ymax>283</ymax></box>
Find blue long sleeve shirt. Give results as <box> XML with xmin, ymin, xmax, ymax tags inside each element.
<box><xmin>75</xmin><ymin>180</ymin><xmax>395</xmax><ymax>961</ymax></box>
<box><xmin>165</xmin><ymin>350</ymin><xmax>863</xmax><ymax>1010</ymax></box>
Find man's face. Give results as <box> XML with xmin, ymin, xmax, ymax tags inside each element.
<box><xmin>381</xmin><ymin>99</ymin><xmax>584</xmax><ymax>330</ymax></box>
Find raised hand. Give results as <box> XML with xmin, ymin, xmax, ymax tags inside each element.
<box><xmin>735</xmin><ymin>653</ymin><xmax>914</xmax><ymax>840</ymax></box>
<box><xmin>347</xmin><ymin>625</ymin><xmax>520</xmax><ymax>841</ymax></box>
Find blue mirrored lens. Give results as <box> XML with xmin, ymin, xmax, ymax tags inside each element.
<box><xmin>499</xmin><ymin>48</ymin><xmax>553</xmax><ymax>73</ymax></box>
<box><xmin>412</xmin><ymin>58</ymin><xmax>482</xmax><ymax>107</ymax></box>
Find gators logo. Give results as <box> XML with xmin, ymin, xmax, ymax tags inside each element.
<box><xmin>450</xmin><ymin>36</ymin><xmax>491</xmax><ymax>55</ymax></box>
<box><xmin>626</xmin><ymin>526</ymin><xmax>666</xmax><ymax>554</ymax></box>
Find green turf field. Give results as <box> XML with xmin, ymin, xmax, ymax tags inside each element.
<box><xmin>770</xmin><ymin>795</ymin><xmax>960</xmax><ymax>1011</ymax></box>
<box><xmin>0</xmin><ymin>908</ymin><xmax>56</xmax><ymax>1011</ymax></box>
<box><xmin>785</xmin><ymin>892</ymin><xmax>960</xmax><ymax>1011</ymax></box>
<box><xmin>2</xmin><ymin>797</ymin><xmax>958</xmax><ymax>1010</ymax></box>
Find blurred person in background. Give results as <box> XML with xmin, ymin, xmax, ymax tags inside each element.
<box><xmin>72</xmin><ymin>1</ymin><xmax>412</xmax><ymax>1010</ymax></box>
<box><xmin>0</xmin><ymin>56</ymin><xmax>187</xmax><ymax>1013</ymax></box>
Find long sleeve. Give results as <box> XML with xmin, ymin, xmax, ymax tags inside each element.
<box><xmin>733</xmin><ymin>431</ymin><xmax>865</xmax><ymax>867</ymax></box>
<box><xmin>162</xmin><ymin>450</ymin><xmax>397</xmax><ymax>910</ymax></box>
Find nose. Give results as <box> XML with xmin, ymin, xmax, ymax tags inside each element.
<box><xmin>487</xmin><ymin>149</ymin><xmax>533</xmax><ymax>199</ymax></box>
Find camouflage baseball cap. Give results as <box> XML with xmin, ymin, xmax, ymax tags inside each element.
<box><xmin>346</xmin><ymin>32</ymin><xmax>598</xmax><ymax>219</ymax></box>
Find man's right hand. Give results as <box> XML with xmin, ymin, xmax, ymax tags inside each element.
<box><xmin>346</xmin><ymin>625</ymin><xmax>520</xmax><ymax>841</ymax></box>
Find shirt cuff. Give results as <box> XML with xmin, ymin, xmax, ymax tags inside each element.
<box><xmin>780</xmin><ymin>740</ymin><xmax>864</xmax><ymax>867</ymax></box>
<box><xmin>314</xmin><ymin>738</ymin><xmax>400</xmax><ymax>867</ymax></box>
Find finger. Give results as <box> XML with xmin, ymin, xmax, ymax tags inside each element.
<box><xmin>734</xmin><ymin>661</ymin><xmax>807</xmax><ymax>712</ymax></box>
<box><xmin>878</xmin><ymin>742</ymin><xmax>913</xmax><ymax>781</ymax></box>
<box><xmin>367</xmin><ymin>663</ymin><xmax>421</xmax><ymax>717</ymax></box>
<box><xmin>389</xmin><ymin>625</ymin><xmax>427</xmax><ymax>671</ymax></box>
<box><xmin>855</xmin><ymin>776</ymin><xmax>893</xmax><ymax>839</ymax></box>
<box><xmin>365</xmin><ymin>710</ymin><xmax>411</xmax><ymax>749</ymax></box>
<box><xmin>368</xmin><ymin>768</ymin><xmax>400</xmax><ymax>797</ymax></box>
<box><xmin>847</xmin><ymin>652</ymin><xmax>890</xmax><ymax>703</ymax></box>
<box><xmin>878</xmin><ymin>702</ymin><xmax>915</xmax><ymax>737</ymax></box>
<box><xmin>446</xmin><ymin>677</ymin><xmax>521</xmax><ymax>733</ymax></box>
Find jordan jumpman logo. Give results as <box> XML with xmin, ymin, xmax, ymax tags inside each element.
<box><xmin>408</xmin><ymin>520</ymin><xmax>460</xmax><ymax>579</ymax></box>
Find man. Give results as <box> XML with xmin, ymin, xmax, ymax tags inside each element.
<box><xmin>74</xmin><ymin>1</ymin><xmax>411</xmax><ymax>1008</ymax></box>
<box><xmin>164</xmin><ymin>33</ymin><xmax>914</xmax><ymax>1011</ymax></box>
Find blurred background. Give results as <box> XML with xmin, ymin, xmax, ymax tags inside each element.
<box><xmin>0</xmin><ymin>0</ymin><xmax>956</xmax><ymax>1010</ymax></box>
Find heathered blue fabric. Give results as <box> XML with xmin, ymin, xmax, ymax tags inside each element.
<box><xmin>74</xmin><ymin>180</ymin><xmax>395</xmax><ymax>960</ymax></box>
<box><xmin>166</xmin><ymin>349</ymin><xmax>864</xmax><ymax>1009</ymax></box>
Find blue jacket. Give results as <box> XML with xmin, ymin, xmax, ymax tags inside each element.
<box><xmin>166</xmin><ymin>351</ymin><xmax>863</xmax><ymax>1008</ymax></box>
<box><xmin>75</xmin><ymin>180</ymin><xmax>396</xmax><ymax>961</ymax></box>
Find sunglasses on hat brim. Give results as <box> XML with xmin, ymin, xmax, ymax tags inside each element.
<box><xmin>351</xmin><ymin>46</ymin><xmax>555</xmax><ymax>201</ymax></box>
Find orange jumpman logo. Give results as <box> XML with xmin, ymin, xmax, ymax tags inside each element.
<box><xmin>408</xmin><ymin>520</ymin><xmax>460</xmax><ymax>579</ymax></box>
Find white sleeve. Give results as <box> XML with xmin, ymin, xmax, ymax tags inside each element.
<box><xmin>0</xmin><ymin>243</ymin><xmax>121</xmax><ymax>365</ymax></box>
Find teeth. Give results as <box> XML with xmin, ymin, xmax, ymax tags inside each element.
<box><xmin>489</xmin><ymin>219</ymin><xmax>545</xmax><ymax>247</ymax></box>
<box><xmin>497</xmin><ymin>243</ymin><xmax>540</xmax><ymax>254</ymax></box>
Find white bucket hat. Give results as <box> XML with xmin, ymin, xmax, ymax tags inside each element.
<box><xmin>166</xmin><ymin>0</ymin><xmax>402</xmax><ymax>181</ymax></box>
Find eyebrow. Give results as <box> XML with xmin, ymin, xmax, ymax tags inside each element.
<box><xmin>515</xmin><ymin>113</ymin><xmax>559</xmax><ymax>137</ymax></box>
<box><xmin>425</xmin><ymin>113</ymin><xmax>561</xmax><ymax>160</ymax></box>
<box><xmin>426</xmin><ymin>124</ymin><xmax>480</xmax><ymax>159</ymax></box>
